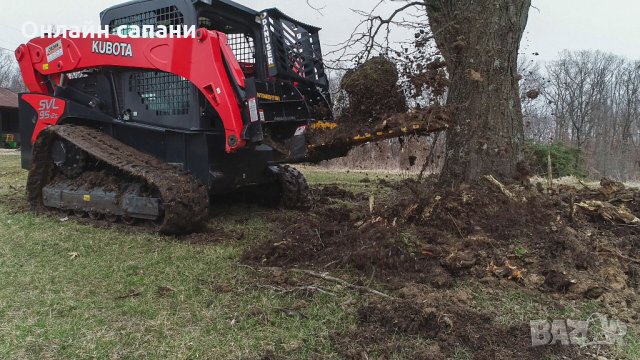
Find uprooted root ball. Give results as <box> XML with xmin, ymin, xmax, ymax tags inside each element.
<box><xmin>340</xmin><ymin>56</ymin><xmax>407</xmax><ymax>123</ymax></box>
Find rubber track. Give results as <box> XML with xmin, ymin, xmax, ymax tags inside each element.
<box><xmin>27</xmin><ymin>125</ymin><xmax>209</xmax><ymax>234</ymax></box>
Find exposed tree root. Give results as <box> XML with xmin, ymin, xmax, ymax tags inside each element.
<box><xmin>290</xmin><ymin>269</ymin><xmax>394</xmax><ymax>299</ymax></box>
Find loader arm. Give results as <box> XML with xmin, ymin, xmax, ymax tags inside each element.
<box><xmin>15</xmin><ymin>30</ymin><xmax>247</xmax><ymax>152</ymax></box>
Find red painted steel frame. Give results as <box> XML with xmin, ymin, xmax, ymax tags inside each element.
<box><xmin>15</xmin><ymin>29</ymin><xmax>247</xmax><ymax>152</ymax></box>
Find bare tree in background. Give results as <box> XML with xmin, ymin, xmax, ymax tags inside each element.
<box><xmin>542</xmin><ymin>50</ymin><xmax>640</xmax><ymax>179</ymax></box>
<box><xmin>0</xmin><ymin>52</ymin><xmax>26</xmax><ymax>93</ymax></box>
<box><xmin>327</xmin><ymin>0</ymin><xmax>532</xmax><ymax>183</ymax></box>
<box><xmin>608</xmin><ymin>60</ymin><xmax>640</xmax><ymax>178</ymax></box>
<box><xmin>546</xmin><ymin>51</ymin><xmax>622</xmax><ymax>148</ymax></box>
<box><xmin>315</xmin><ymin>3</ymin><xmax>640</xmax><ymax>180</ymax></box>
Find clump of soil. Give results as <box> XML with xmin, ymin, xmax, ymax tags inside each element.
<box><xmin>243</xmin><ymin>178</ymin><xmax>640</xmax><ymax>359</ymax></box>
<box><xmin>340</xmin><ymin>56</ymin><xmax>407</xmax><ymax>123</ymax></box>
<box><xmin>526</xmin><ymin>89</ymin><xmax>540</xmax><ymax>99</ymax></box>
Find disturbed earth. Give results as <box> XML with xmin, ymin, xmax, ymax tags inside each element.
<box><xmin>243</xmin><ymin>177</ymin><xmax>640</xmax><ymax>359</ymax></box>
<box><xmin>256</xmin><ymin>58</ymin><xmax>637</xmax><ymax>359</ymax></box>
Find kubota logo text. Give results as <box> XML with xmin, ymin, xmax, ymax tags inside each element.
<box><xmin>91</xmin><ymin>41</ymin><xmax>133</xmax><ymax>57</ymax></box>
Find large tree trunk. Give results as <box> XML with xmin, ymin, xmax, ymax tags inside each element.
<box><xmin>425</xmin><ymin>0</ymin><xmax>531</xmax><ymax>183</ymax></box>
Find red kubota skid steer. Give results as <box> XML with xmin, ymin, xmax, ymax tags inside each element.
<box><xmin>15</xmin><ymin>0</ymin><xmax>444</xmax><ymax>233</ymax></box>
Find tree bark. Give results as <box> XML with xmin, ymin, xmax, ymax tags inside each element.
<box><xmin>425</xmin><ymin>0</ymin><xmax>531</xmax><ymax>183</ymax></box>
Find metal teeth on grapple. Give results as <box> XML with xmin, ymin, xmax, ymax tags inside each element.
<box><xmin>27</xmin><ymin>125</ymin><xmax>209</xmax><ymax>234</ymax></box>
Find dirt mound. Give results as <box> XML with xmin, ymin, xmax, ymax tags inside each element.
<box><xmin>245</xmin><ymin>179</ymin><xmax>640</xmax><ymax>291</ymax></box>
<box><xmin>243</xmin><ymin>178</ymin><xmax>640</xmax><ymax>358</ymax></box>
<box><xmin>243</xmin><ymin>185</ymin><xmax>434</xmax><ymax>285</ymax></box>
<box><xmin>312</xmin><ymin>185</ymin><xmax>365</xmax><ymax>203</ymax></box>
<box><xmin>245</xmin><ymin>180</ymin><xmax>594</xmax><ymax>283</ymax></box>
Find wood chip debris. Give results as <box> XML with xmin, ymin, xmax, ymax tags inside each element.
<box><xmin>576</xmin><ymin>200</ymin><xmax>640</xmax><ymax>225</ymax></box>
<box><xmin>486</xmin><ymin>260</ymin><xmax>525</xmax><ymax>282</ymax></box>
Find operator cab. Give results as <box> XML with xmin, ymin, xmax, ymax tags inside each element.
<box><xmin>195</xmin><ymin>2</ymin><xmax>260</xmax><ymax>77</ymax></box>
<box><xmin>100</xmin><ymin>0</ymin><xmax>332</xmax><ymax>130</ymax></box>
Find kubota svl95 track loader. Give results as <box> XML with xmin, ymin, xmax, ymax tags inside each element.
<box><xmin>16</xmin><ymin>0</ymin><xmax>447</xmax><ymax>233</ymax></box>
<box><xmin>15</xmin><ymin>0</ymin><xmax>339</xmax><ymax>233</ymax></box>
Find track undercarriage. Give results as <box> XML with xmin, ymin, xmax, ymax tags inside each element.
<box><xmin>27</xmin><ymin>125</ymin><xmax>312</xmax><ymax>234</ymax></box>
<box><xmin>28</xmin><ymin>125</ymin><xmax>210</xmax><ymax>234</ymax></box>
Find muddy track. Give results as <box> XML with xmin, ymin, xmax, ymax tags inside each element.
<box><xmin>27</xmin><ymin>125</ymin><xmax>209</xmax><ymax>234</ymax></box>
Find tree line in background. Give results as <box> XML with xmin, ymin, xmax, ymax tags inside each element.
<box><xmin>523</xmin><ymin>50</ymin><xmax>640</xmax><ymax>180</ymax></box>
<box><xmin>322</xmin><ymin>49</ymin><xmax>640</xmax><ymax>181</ymax></box>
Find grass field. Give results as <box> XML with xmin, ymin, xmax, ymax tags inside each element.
<box><xmin>0</xmin><ymin>154</ymin><xmax>368</xmax><ymax>359</ymax></box>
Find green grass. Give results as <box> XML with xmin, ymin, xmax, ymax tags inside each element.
<box><xmin>447</xmin><ymin>347</ymin><xmax>472</xmax><ymax>360</ymax></box>
<box><xmin>513</xmin><ymin>245</ymin><xmax>529</xmax><ymax>258</ymax></box>
<box><xmin>467</xmin><ymin>283</ymin><xmax>605</xmax><ymax>327</ymax></box>
<box><xmin>301</xmin><ymin>165</ymin><xmax>407</xmax><ymax>194</ymax></box>
<box><xmin>0</xmin><ymin>155</ymin><xmax>360</xmax><ymax>359</ymax></box>
<box><xmin>617</xmin><ymin>332</ymin><xmax>640</xmax><ymax>359</ymax></box>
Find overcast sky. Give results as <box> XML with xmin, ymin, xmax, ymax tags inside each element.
<box><xmin>0</xmin><ymin>0</ymin><xmax>639</xmax><ymax>62</ymax></box>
